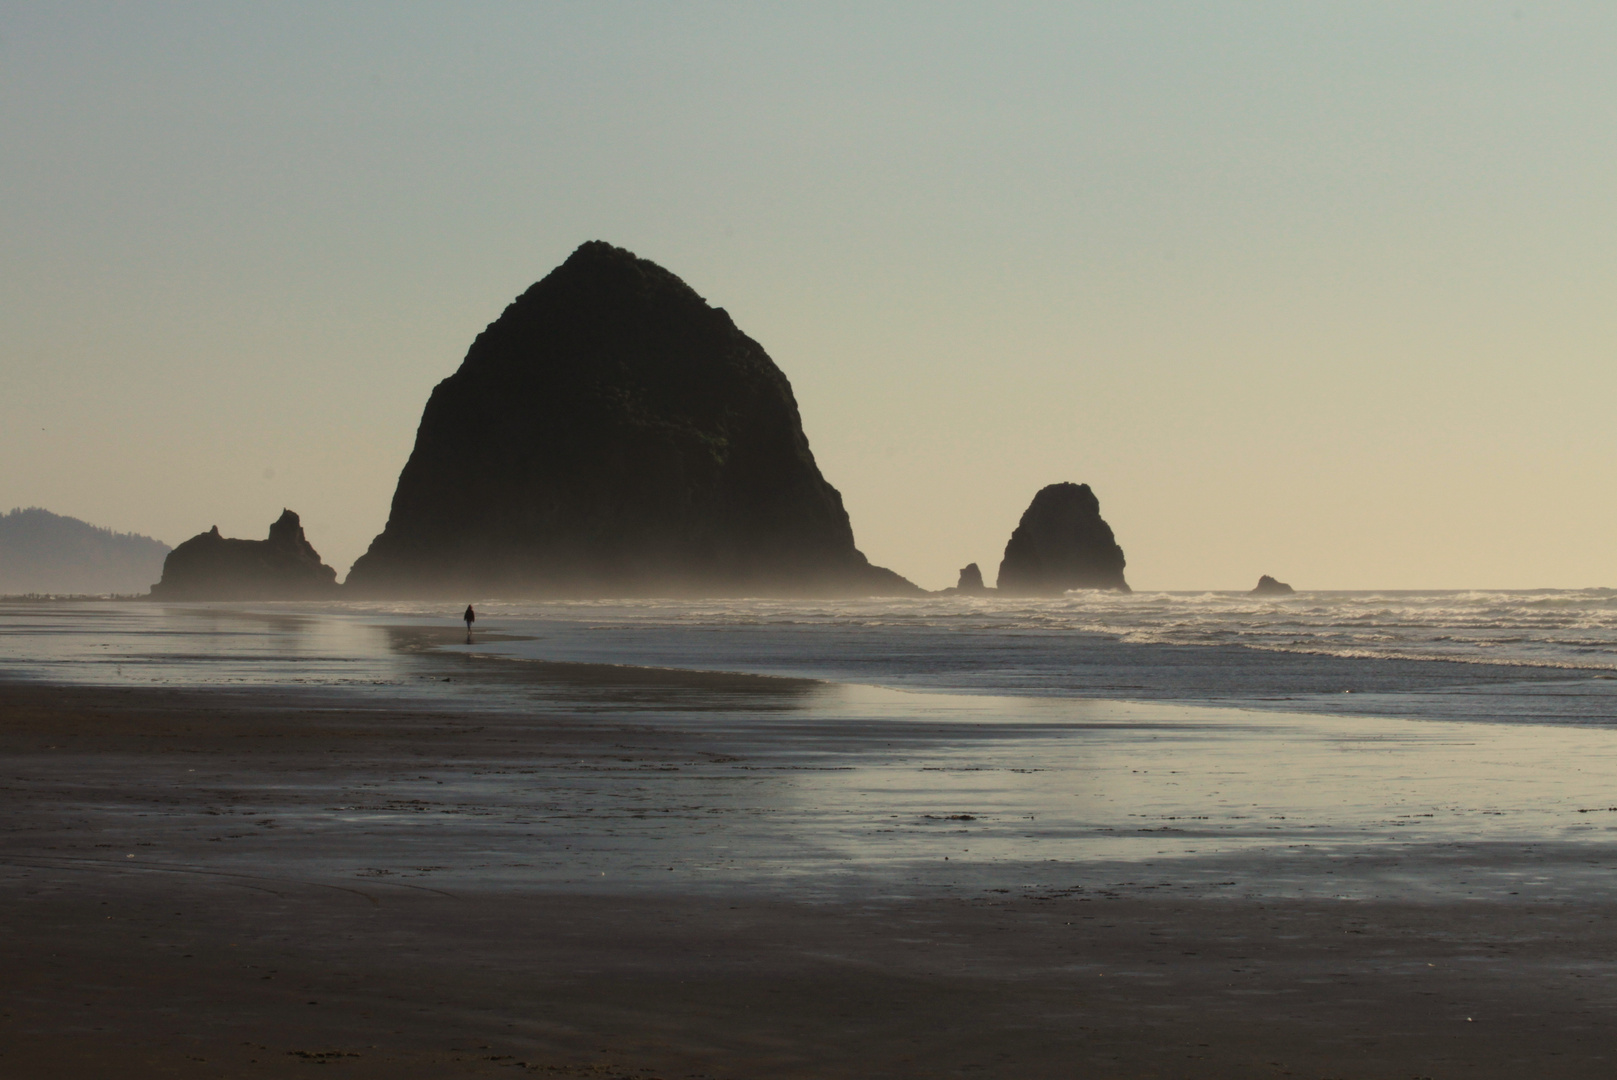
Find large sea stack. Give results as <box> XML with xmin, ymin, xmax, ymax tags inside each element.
<box><xmin>345</xmin><ymin>242</ymin><xmax>918</xmax><ymax>598</ymax></box>
<box><xmin>996</xmin><ymin>483</ymin><xmax>1129</xmax><ymax>595</ymax></box>
<box><xmin>149</xmin><ymin>510</ymin><xmax>339</xmax><ymax>600</ymax></box>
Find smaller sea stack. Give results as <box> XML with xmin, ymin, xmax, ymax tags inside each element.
<box><xmin>149</xmin><ymin>510</ymin><xmax>339</xmax><ymax>600</ymax></box>
<box><xmin>996</xmin><ymin>483</ymin><xmax>1129</xmax><ymax>595</ymax></box>
<box><xmin>1250</xmin><ymin>575</ymin><xmax>1295</xmax><ymax>596</ymax></box>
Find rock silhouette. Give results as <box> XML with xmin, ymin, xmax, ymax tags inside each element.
<box><xmin>345</xmin><ymin>241</ymin><xmax>918</xmax><ymax>598</ymax></box>
<box><xmin>995</xmin><ymin>483</ymin><xmax>1129</xmax><ymax>595</ymax></box>
<box><xmin>1251</xmin><ymin>575</ymin><xmax>1295</xmax><ymax>595</ymax></box>
<box><xmin>149</xmin><ymin>510</ymin><xmax>339</xmax><ymax>600</ymax></box>
<box><xmin>955</xmin><ymin>563</ymin><xmax>986</xmax><ymax>593</ymax></box>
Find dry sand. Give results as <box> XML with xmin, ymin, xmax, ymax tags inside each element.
<box><xmin>3</xmin><ymin>670</ymin><xmax>1617</xmax><ymax>1078</ymax></box>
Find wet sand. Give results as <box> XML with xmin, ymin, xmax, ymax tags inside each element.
<box><xmin>4</xmin><ymin>668</ymin><xmax>1617</xmax><ymax>1077</ymax></box>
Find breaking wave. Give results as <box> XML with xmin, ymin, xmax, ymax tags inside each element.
<box><xmin>359</xmin><ymin>588</ymin><xmax>1617</xmax><ymax>674</ymax></box>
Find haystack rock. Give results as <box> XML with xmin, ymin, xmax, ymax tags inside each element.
<box><xmin>149</xmin><ymin>510</ymin><xmax>339</xmax><ymax>600</ymax></box>
<box><xmin>1251</xmin><ymin>575</ymin><xmax>1294</xmax><ymax>595</ymax></box>
<box><xmin>995</xmin><ymin>483</ymin><xmax>1129</xmax><ymax>595</ymax></box>
<box><xmin>345</xmin><ymin>241</ymin><xmax>919</xmax><ymax>599</ymax></box>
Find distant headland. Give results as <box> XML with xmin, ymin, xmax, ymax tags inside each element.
<box><xmin>0</xmin><ymin>507</ymin><xmax>170</xmax><ymax>596</ymax></box>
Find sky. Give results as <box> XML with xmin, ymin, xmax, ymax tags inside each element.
<box><xmin>2</xmin><ymin>2</ymin><xmax>1614</xmax><ymax>591</ymax></box>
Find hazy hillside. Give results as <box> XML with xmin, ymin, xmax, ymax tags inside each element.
<box><xmin>0</xmin><ymin>508</ymin><xmax>171</xmax><ymax>595</ymax></box>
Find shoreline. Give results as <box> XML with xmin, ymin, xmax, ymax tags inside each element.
<box><xmin>7</xmin><ymin>596</ymin><xmax>1616</xmax><ymax>728</ymax></box>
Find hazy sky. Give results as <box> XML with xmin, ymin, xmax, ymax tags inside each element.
<box><xmin>3</xmin><ymin>2</ymin><xmax>1614</xmax><ymax>591</ymax></box>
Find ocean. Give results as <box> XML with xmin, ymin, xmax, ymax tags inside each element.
<box><xmin>3</xmin><ymin>589</ymin><xmax>1615</xmax><ymax>725</ymax></box>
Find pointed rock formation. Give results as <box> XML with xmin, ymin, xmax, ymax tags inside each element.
<box><xmin>149</xmin><ymin>510</ymin><xmax>339</xmax><ymax>600</ymax></box>
<box><xmin>955</xmin><ymin>563</ymin><xmax>986</xmax><ymax>593</ymax></box>
<box><xmin>345</xmin><ymin>241</ymin><xmax>918</xmax><ymax>598</ymax></box>
<box><xmin>995</xmin><ymin>483</ymin><xmax>1129</xmax><ymax>595</ymax></box>
<box><xmin>1251</xmin><ymin>575</ymin><xmax>1294</xmax><ymax>595</ymax></box>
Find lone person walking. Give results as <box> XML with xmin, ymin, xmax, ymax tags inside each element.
<box><xmin>463</xmin><ymin>604</ymin><xmax>475</xmax><ymax>643</ymax></box>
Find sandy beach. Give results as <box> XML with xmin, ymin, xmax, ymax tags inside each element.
<box><xmin>5</xmin><ymin>633</ymin><xmax>1617</xmax><ymax>1078</ymax></box>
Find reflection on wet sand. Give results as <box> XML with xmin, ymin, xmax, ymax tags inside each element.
<box><xmin>4</xmin><ymin>602</ymin><xmax>1617</xmax><ymax>902</ymax></box>
<box><xmin>6</xmin><ymin>602</ymin><xmax>1617</xmax><ymax>1076</ymax></box>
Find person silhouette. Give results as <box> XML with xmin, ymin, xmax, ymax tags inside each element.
<box><xmin>463</xmin><ymin>604</ymin><xmax>475</xmax><ymax>643</ymax></box>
